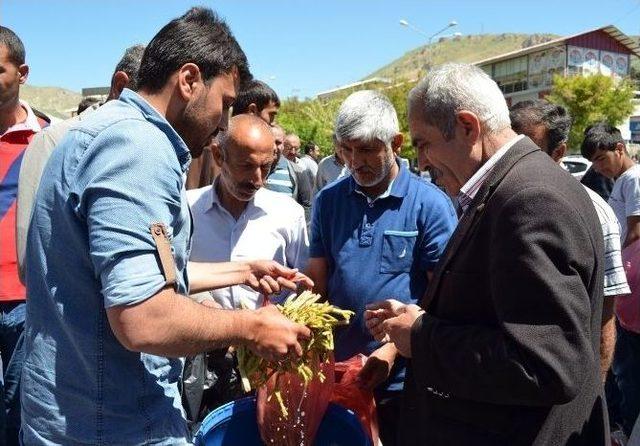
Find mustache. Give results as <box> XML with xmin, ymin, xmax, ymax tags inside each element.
<box><xmin>238</xmin><ymin>183</ymin><xmax>261</xmax><ymax>192</ymax></box>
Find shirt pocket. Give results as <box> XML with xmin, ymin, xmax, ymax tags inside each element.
<box><xmin>380</xmin><ymin>230</ymin><xmax>418</xmax><ymax>274</ymax></box>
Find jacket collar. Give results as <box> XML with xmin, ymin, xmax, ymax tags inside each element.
<box><xmin>421</xmin><ymin>137</ymin><xmax>540</xmax><ymax>309</ymax></box>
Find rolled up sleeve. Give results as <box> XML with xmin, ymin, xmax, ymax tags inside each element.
<box><xmin>74</xmin><ymin>121</ymin><xmax>184</xmax><ymax>308</ymax></box>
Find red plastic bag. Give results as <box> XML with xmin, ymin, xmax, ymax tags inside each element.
<box><xmin>618</xmin><ymin>240</ymin><xmax>640</xmax><ymax>333</ymax></box>
<box><xmin>256</xmin><ymin>355</ymin><xmax>335</xmax><ymax>446</ymax></box>
<box><xmin>330</xmin><ymin>354</ymin><xmax>379</xmax><ymax>444</ymax></box>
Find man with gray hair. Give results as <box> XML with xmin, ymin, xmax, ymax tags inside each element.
<box><xmin>307</xmin><ymin>90</ymin><xmax>456</xmax><ymax>445</ymax></box>
<box><xmin>366</xmin><ymin>63</ymin><xmax>608</xmax><ymax>445</ymax></box>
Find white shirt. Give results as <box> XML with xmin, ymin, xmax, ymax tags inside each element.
<box><xmin>457</xmin><ymin>135</ymin><xmax>524</xmax><ymax>214</ymax></box>
<box><xmin>298</xmin><ymin>155</ymin><xmax>318</xmax><ymax>176</ymax></box>
<box><xmin>187</xmin><ymin>183</ymin><xmax>309</xmax><ymax>309</ymax></box>
<box><xmin>314</xmin><ymin>154</ymin><xmax>349</xmax><ymax>195</ymax></box>
<box><xmin>583</xmin><ymin>187</ymin><xmax>630</xmax><ymax>296</ymax></box>
<box><xmin>609</xmin><ymin>164</ymin><xmax>640</xmax><ymax>242</ymax></box>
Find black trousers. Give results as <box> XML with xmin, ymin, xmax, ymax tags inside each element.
<box><xmin>375</xmin><ymin>390</ymin><xmax>403</xmax><ymax>446</ymax></box>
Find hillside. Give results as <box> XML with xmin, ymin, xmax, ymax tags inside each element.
<box><xmin>20</xmin><ymin>84</ymin><xmax>82</xmax><ymax>120</ymax></box>
<box><xmin>368</xmin><ymin>33</ymin><xmax>560</xmax><ymax>81</ymax></box>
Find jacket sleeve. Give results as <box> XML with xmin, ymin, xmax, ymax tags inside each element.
<box><xmin>410</xmin><ymin>185</ymin><xmax>600</xmax><ymax>406</ymax></box>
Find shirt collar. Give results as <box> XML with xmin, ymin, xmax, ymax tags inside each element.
<box><xmin>457</xmin><ymin>134</ymin><xmax>524</xmax><ymax>214</ymax></box>
<box><xmin>118</xmin><ymin>88</ymin><xmax>192</xmax><ymax>172</ymax></box>
<box><xmin>1</xmin><ymin>100</ymin><xmax>42</xmax><ymax>137</ymax></box>
<box><xmin>350</xmin><ymin>157</ymin><xmax>410</xmax><ymax>202</ymax></box>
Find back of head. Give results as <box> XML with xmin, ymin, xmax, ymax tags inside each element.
<box><xmin>0</xmin><ymin>26</ymin><xmax>25</xmax><ymax>66</ymax></box>
<box><xmin>136</xmin><ymin>7</ymin><xmax>252</xmax><ymax>93</ymax></box>
<box><xmin>335</xmin><ymin>90</ymin><xmax>399</xmax><ymax>146</ymax></box>
<box><xmin>231</xmin><ymin>79</ymin><xmax>280</xmax><ymax>115</ymax></box>
<box><xmin>114</xmin><ymin>44</ymin><xmax>146</xmax><ymax>91</ymax></box>
<box><xmin>304</xmin><ymin>142</ymin><xmax>318</xmax><ymax>155</ymax></box>
<box><xmin>510</xmin><ymin>99</ymin><xmax>571</xmax><ymax>154</ymax></box>
<box><xmin>77</xmin><ymin>97</ymin><xmax>102</xmax><ymax>115</ymax></box>
<box><xmin>409</xmin><ymin>63</ymin><xmax>510</xmax><ymax>140</ymax></box>
<box><xmin>581</xmin><ymin>122</ymin><xmax>625</xmax><ymax>160</ymax></box>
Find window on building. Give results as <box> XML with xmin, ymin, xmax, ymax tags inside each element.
<box><xmin>494</xmin><ymin>56</ymin><xmax>528</xmax><ymax>94</ymax></box>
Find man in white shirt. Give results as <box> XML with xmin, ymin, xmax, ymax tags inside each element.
<box><xmin>510</xmin><ymin>100</ymin><xmax>630</xmax><ymax>384</ymax></box>
<box><xmin>188</xmin><ymin>114</ymin><xmax>310</xmax><ymax>309</ymax></box>
<box><xmin>314</xmin><ymin>135</ymin><xmax>349</xmax><ymax>195</ymax></box>
<box><xmin>582</xmin><ymin>122</ymin><xmax>640</xmax><ymax>439</ymax></box>
<box><xmin>299</xmin><ymin>141</ymin><xmax>320</xmax><ymax>177</ymax></box>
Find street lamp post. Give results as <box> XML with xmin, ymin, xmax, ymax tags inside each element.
<box><xmin>399</xmin><ymin>19</ymin><xmax>459</xmax><ymax>70</ymax></box>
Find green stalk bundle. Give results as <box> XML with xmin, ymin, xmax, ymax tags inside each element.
<box><xmin>236</xmin><ymin>291</ymin><xmax>353</xmax><ymax>417</ymax></box>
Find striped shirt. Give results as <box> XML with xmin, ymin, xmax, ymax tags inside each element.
<box><xmin>457</xmin><ymin>135</ymin><xmax>524</xmax><ymax>214</ymax></box>
<box><xmin>265</xmin><ymin>155</ymin><xmax>294</xmax><ymax>196</ymax></box>
<box><xmin>584</xmin><ymin>186</ymin><xmax>631</xmax><ymax>297</ymax></box>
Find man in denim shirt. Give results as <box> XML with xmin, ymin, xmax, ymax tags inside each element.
<box><xmin>21</xmin><ymin>8</ymin><xmax>311</xmax><ymax>445</ymax></box>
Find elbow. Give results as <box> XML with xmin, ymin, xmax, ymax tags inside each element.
<box><xmin>107</xmin><ymin>307</ymin><xmax>159</xmax><ymax>353</ymax></box>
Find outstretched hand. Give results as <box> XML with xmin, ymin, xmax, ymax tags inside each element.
<box><xmin>245</xmin><ymin>260</ymin><xmax>314</xmax><ymax>295</ymax></box>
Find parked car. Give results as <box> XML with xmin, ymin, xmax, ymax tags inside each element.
<box><xmin>561</xmin><ymin>155</ymin><xmax>592</xmax><ymax>180</ymax></box>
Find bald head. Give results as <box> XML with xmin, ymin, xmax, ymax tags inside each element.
<box><xmin>283</xmin><ymin>133</ymin><xmax>301</xmax><ymax>161</ymax></box>
<box><xmin>215</xmin><ymin>114</ymin><xmax>276</xmax><ymax>202</ymax></box>
<box><xmin>220</xmin><ymin>114</ymin><xmax>275</xmax><ymax>156</ymax></box>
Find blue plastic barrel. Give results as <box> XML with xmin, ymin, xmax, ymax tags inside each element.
<box><xmin>193</xmin><ymin>397</ymin><xmax>372</xmax><ymax>446</ymax></box>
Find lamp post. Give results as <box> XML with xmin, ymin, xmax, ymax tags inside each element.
<box><xmin>399</xmin><ymin>19</ymin><xmax>459</xmax><ymax>71</ymax></box>
<box><xmin>399</xmin><ymin>19</ymin><xmax>458</xmax><ymax>45</ymax></box>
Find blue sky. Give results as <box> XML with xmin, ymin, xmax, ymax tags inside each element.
<box><xmin>3</xmin><ymin>0</ymin><xmax>640</xmax><ymax>99</ymax></box>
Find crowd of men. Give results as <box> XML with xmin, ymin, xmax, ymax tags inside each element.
<box><xmin>1</xmin><ymin>7</ymin><xmax>640</xmax><ymax>446</ymax></box>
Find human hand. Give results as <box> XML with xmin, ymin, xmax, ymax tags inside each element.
<box><xmin>245</xmin><ymin>305</ymin><xmax>311</xmax><ymax>362</ymax></box>
<box><xmin>245</xmin><ymin>260</ymin><xmax>314</xmax><ymax>295</ymax></box>
<box><xmin>365</xmin><ymin>299</ymin><xmax>409</xmax><ymax>342</ymax></box>
<box><xmin>381</xmin><ymin>305</ymin><xmax>424</xmax><ymax>358</ymax></box>
<box><xmin>357</xmin><ymin>343</ymin><xmax>398</xmax><ymax>391</ymax></box>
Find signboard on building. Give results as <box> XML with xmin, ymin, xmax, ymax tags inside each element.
<box><xmin>529</xmin><ymin>47</ymin><xmax>565</xmax><ymax>88</ymax></box>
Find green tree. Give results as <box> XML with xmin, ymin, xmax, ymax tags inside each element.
<box><xmin>277</xmin><ymin>79</ymin><xmax>418</xmax><ymax>160</ymax></box>
<box><xmin>547</xmin><ymin>74</ymin><xmax>635</xmax><ymax>151</ymax></box>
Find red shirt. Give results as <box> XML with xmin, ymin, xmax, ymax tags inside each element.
<box><xmin>0</xmin><ymin>102</ymin><xmax>47</xmax><ymax>302</ymax></box>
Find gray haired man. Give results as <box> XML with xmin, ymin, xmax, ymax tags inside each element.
<box><xmin>367</xmin><ymin>63</ymin><xmax>608</xmax><ymax>445</ymax></box>
<box><xmin>306</xmin><ymin>90</ymin><xmax>456</xmax><ymax>445</ymax></box>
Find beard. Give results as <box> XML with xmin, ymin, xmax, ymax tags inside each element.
<box><xmin>172</xmin><ymin>93</ymin><xmax>217</xmax><ymax>159</ymax></box>
<box><xmin>350</xmin><ymin>155</ymin><xmax>394</xmax><ymax>188</ymax></box>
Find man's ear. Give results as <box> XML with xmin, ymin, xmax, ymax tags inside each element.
<box><xmin>456</xmin><ymin>110</ymin><xmax>481</xmax><ymax>144</ymax></box>
<box><xmin>616</xmin><ymin>142</ymin><xmax>627</xmax><ymax>156</ymax></box>
<box><xmin>18</xmin><ymin>64</ymin><xmax>29</xmax><ymax>85</ymax></box>
<box><xmin>211</xmin><ymin>142</ymin><xmax>224</xmax><ymax>168</ymax></box>
<box><xmin>391</xmin><ymin>133</ymin><xmax>404</xmax><ymax>153</ymax></box>
<box><xmin>551</xmin><ymin>142</ymin><xmax>567</xmax><ymax>163</ymax></box>
<box><xmin>247</xmin><ymin>103</ymin><xmax>259</xmax><ymax>115</ymax></box>
<box><xmin>176</xmin><ymin>63</ymin><xmax>202</xmax><ymax>101</ymax></box>
<box><xmin>108</xmin><ymin>71</ymin><xmax>130</xmax><ymax>100</ymax></box>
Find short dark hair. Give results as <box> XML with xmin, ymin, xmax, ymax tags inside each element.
<box><xmin>581</xmin><ymin>122</ymin><xmax>625</xmax><ymax>160</ymax></box>
<box><xmin>509</xmin><ymin>99</ymin><xmax>571</xmax><ymax>154</ymax></box>
<box><xmin>0</xmin><ymin>26</ymin><xmax>25</xmax><ymax>66</ymax></box>
<box><xmin>303</xmin><ymin>142</ymin><xmax>318</xmax><ymax>155</ymax></box>
<box><xmin>137</xmin><ymin>7</ymin><xmax>251</xmax><ymax>93</ymax></box>
<box><xmin>231</xmin><ymin>80</ymin><xmax>280</xmax><ymax>115</ymax></box>
<box><xmin>114</xmin><ymin>45</ymin><xmax>146</xmax><ymax>91</ymax></box>
<box><xmin>77</xmin><ymin>97</ymin><xmax>102</xmax><ymax>115</ymax></box>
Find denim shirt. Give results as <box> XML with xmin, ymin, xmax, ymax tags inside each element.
<box><xmin>22</xmin><ymin>89</ymin><xmax>193</xmax><ymax>445</ymax></box>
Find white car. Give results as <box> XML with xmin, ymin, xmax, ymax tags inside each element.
<box><xmin>561</xmin><ymin>155</ymin><xmax>592</xmax><ymax>180</ymax></box>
